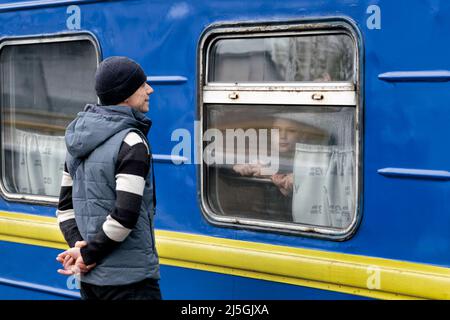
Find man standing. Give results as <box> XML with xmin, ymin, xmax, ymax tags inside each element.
<box><xmin>55</xmin><ymin>56</ymin><xmax>161</xmax><ymax>300</ymax></box>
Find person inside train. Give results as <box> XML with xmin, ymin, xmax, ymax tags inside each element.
<box><xmin>232</xmin><ymin>72</ymin><xmax>332</xmax><ymax>198</ymax></box>
<box><xmin>230</xmin><ymin>115</ymin><xmax>316</xmax><ymax>221</ymax></box>
<box><xmin>230</xmin><ymin>108</ymin><xmax>336</xmax><ymax>222</ymax></box>
<box><xmin>232</xmin><ymin>116</ymin><xmax>301</xmax><ymax>197</ymax></box>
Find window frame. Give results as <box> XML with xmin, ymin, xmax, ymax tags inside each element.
<box><xmin>0</xmin><ymin>32</ymin><xmax>101</xmax><ymax>205</ymax></box>
<box><xmin>197</xmin><ymin>19</ymin><xmax>363</xmax><ymax>240</ymax></box>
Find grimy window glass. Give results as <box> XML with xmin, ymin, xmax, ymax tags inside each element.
<box><xmin>205</xmin><ymin>105</ymin><xmax>355</xmax><ymax>229</ymax></box>
<box><xmin>0</xmin><ymin>40</ymin><xmax>97</xmax><ymax>197</ymax></box>
<box><xmin>209</xmin><ymin>34</ymin><xmax>355</xmax><ymax>83</ymax></box>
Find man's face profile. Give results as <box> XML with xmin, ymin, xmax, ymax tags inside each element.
<box><xmin>126</xmin><ymin>82</ymin><xmax>154</xmax><ymax>113</ymax></box>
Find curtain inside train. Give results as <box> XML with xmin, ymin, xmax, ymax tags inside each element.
<box><xmin>291</xmin><ymin>109</ymin><xmax>355</xmax><ymax>229</ymax></box>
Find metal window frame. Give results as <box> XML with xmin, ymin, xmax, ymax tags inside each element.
<box><xmin>0</xmin><ymin>32</ymin><xmax>101</xmax><ymax>205</ymax></box>
<box><xmin>197</xmin><ymin>18</ymin><xmax>364</xmax><ymax>241</ymax></box>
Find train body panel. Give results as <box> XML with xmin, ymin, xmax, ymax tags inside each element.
<box><xmin>0</xmin><ymin>0</ymin><xmax>449</xmax><ymax>299</ymax></box>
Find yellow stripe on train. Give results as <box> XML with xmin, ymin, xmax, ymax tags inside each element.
<box><xmin>0</xmin><ymin>210</ymin><xmax>449</xmax><ymax>300</ymax></box>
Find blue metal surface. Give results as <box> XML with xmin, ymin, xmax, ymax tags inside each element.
<box><xmin>0</xmin><ymin>0</ymin><xmax>112</xmax><ymax>12</ymax></box>
<box><xmin>378</xmin><ymin>168</ymin><xmax>450</xmax><ymax>180</ymax></box>
<box><xmin>0</xmin><ymin>0</ymin><xmax>449</xmax><ymax>299</ymax></box>
<box><xmin>378</xmin><ymin>70</ymin><xmax>450</xmax><ymax>82</ymax></box>
<box><xmin>161</xmin><ymin>265</ymin><xmax>368</xmax><ymax>300</ymax></box>
<box><xmin>0</xmin><ymin>277</ymin><xmax>79</xmax><ymax>299</ymax></box>
<box><xmin>152</xmin><ymin>154</ymin><xmax>189</xmax><ymax>163</ymax></box>
<box><xmin>0</xmin><ymin>240</ymin><xmax>367</xmax><ymax>300</ymax></box>
<box><xmin>147</xmin><ymin>76</ymin><xmax>188</xmax><ymax>84</ymax></box>
<box><xmin>0</xmin><ymin>241</ymin><xmax>79</xmax><ymax>299</ymax></box>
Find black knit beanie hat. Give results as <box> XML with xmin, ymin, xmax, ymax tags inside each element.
<box><xmin>95</xmin><ymin>56</ymin><xmax>147</xmax><ymax>105</ymax></box>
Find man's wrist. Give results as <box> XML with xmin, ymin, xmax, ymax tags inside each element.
<box><xmin>80</xmin><ymin>245</ymin><xmax>96</xmax><ymax>266</ymax></box>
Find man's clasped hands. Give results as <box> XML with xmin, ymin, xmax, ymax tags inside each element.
<box><xmin>56</xmin><ymin>241</ymin><xmax>96</xmax><ymax>276</ymax></box>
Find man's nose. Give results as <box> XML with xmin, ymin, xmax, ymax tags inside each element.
<box><xmin>146</xmin><ymin>83</ymin><xmax>154</xmax><ymax>95</ymax></box>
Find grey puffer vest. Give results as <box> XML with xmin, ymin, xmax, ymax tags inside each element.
<box><xmin>65</xmin><ymin>104</ymin><xmax>159</xmax><ymax>286</ymax></box>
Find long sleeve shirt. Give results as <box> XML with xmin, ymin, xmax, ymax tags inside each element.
<box><xmin>56</xmin><ymin>131</ymin><xmax>150</xmax><ymax>265</ymax></box>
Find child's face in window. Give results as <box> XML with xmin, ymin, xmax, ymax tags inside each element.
<box><xmin>273</xmin><ymin>119</ymin><xmax>301</xmax><ymax>154</ymax></box>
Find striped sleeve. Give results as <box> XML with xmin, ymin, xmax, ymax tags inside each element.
<box><xmin>80</xmin><ymin>131</ymin><xmax>150</xmax><ymax>265</ymax></box>
<box><xmin>56</xmin><ymin>162</ymin><xmax>83</xmax><ymax>248</ymax></box>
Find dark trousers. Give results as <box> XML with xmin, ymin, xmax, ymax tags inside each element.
<box><xmin>80</xmin><ymin>278</ymin><xmax>162</xmax><ymax>300</ymax></box>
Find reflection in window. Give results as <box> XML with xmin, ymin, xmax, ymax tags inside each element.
<box><xmin>205</xmin><ymin>105</ymin><xmax>355</xmax><ymax>229</ymax></box>
<box><xmin>0</xmin><ymin>39</ymin><xmax>97</xmax><ymax>197</ymax></box>
<box><xmin>209</xmin><ymin>34</ymin><xmax>354</xmax><ymax>82</ymax></box>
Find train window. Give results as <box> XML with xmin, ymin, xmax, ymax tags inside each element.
<box><xmin>206</xmin><ymin>105</ymin><xmax>355</xmax><ymax>227</ymax></box>
<box><xmin>208</xmin><ymin>34</ymin><xmax>354</xmax><ymax>83</ymax></box>
<box><xmin>0</xmin><ymin>36</ymin><xmax>98</xmax><ymax>201</ymax></box>
<box><xmin>200</xmin><ymin>22</ymin><xmax>360</xmax><ymax>238</ymax></box>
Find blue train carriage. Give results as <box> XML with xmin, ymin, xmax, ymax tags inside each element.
<box><xmin>0</xmin><ymin>0</ymin><xmax>449</xmax><ymax>300</ymax></box>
